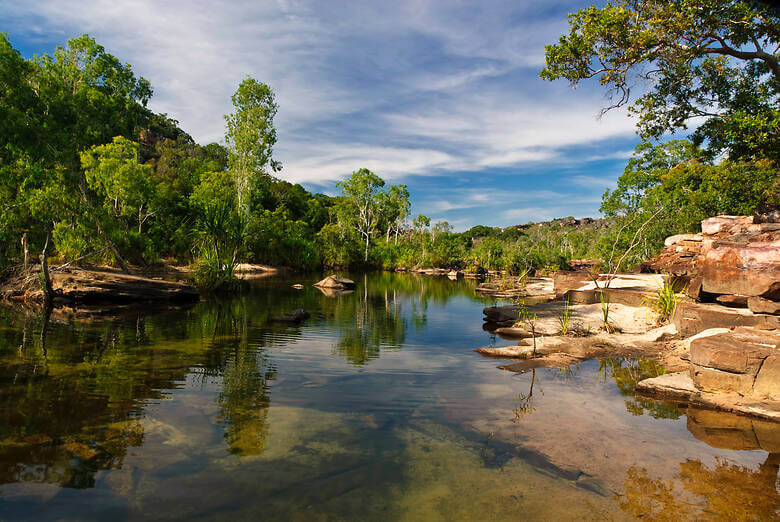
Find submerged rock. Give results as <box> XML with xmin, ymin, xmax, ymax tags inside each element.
<box><xmin>271</xmin><ymin>309</ymin><xmax>310</xmax><ymax>324</ymax></box>
<box><xmin>313</xmin><ymin>275</ymin><xmax>355</xmax><ymax>290</ymax></box>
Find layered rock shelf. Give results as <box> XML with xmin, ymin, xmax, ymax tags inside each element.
<box><xmin>478</xmin><ymin>214</ymin><xmax>779</xmax><ymax>421</ymax></box>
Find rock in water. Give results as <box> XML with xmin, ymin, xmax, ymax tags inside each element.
<box><xmin>271</xmin><ymin>309</ymin><xmax>310</xmax><ymax>324</ymax></box>
<box><xmin>313</xmin><ymin>275</ymin><xmax>355</xmax><ymax>290</ymax></box>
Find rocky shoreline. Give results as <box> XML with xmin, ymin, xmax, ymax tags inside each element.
<box><xmin>475</xmin><ymin>215</ymin><xmax>780</xmax><ymax>421</ymax></box>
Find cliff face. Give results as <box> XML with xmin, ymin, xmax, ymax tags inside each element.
<box><xmin>648</xmin><ymin>215</ymin><xmax>780</xmax><ymax>310</ymax></box>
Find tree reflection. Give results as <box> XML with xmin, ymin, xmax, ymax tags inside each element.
<box><xmin>598</xmin><ymin>357</ymin><xmax>681</xmax><ymax>419</ymax></box>
<box><xmin>209</xmin><ymin>299</ymin><xmax>276</xmax><ymax>456</ymax></box>
<box><xmin>513</xmin><ymin>369</ymin><xmax>538</xmax><ymax>420</ymax></box>
<box><xmin>619</xmin><ymin>454</ymin><xmax>780</xmax><ymax>519</ymax></box>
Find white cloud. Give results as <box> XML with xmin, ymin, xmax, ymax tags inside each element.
<box><xmin>3</xmin><ymin>0</ymin><xmax>639</xmax><ymax>225</ymax></box>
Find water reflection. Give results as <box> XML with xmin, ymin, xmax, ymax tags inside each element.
<box><xmin>0</xmin><ymin>272</ymin><xmax>776</xmax><ymax>520</ymax></box>
<box><xmin>0</xmin><ymin>272</ymin><xmax>480</xmax><ymax>490</ymax></box>
<box><xmin>598</xmin><ymin>357</ymin><xmax>682</xmax><ymax>419</ymax></box>
<box><xmin>620</xmin><ymin>453</ymin><xmax>779</xmax><ymax>519</ymax></box>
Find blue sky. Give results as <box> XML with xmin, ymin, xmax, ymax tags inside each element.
<box><xmin>3</xmin><ymin>0</ymin><xmax>648</xmax><ymax>230</ymax></box>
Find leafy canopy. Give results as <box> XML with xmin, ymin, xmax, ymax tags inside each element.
<box><xmin>541</xmin><ymin>0</ymin><xmax>780</xmax><ymax>160</ymax></box>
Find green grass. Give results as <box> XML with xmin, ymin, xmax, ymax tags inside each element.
<box><xmin>642</xmin><ymin>278</ymin><xmax>685</xmax><ymax>322</ymax></box>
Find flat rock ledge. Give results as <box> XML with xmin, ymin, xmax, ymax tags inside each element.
<box><xmin>637</xmin><ymin>372</ymin><xmax>780</xmax><ymax>422</ymax></box>
<box><xmin>475</xmin><ymin>324</ymin><xmax>684</xmax><ymax>371</ymax></box>
<box><xmin>637</xmin><ymin>326</ymin><xmax>780</xmax><ymax>421</ymax></box>
<box><xmin>0</xmin><ymin>267</ymin><xmax>199</xmax><ymax>307</ymax></box>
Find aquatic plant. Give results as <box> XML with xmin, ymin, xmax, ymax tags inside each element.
<box><xmin>558</xmin><ymin>297</ymin><xmax>572</xmax><ymax>335</ymax></box>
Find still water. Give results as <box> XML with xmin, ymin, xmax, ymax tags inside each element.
<box><xmin>0</xmin><ymin>272</ymin><xmax>777</xmax><ymax>520</ymax></box>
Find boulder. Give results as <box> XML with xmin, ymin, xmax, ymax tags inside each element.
<box><xmin>313</xmin><ymin>275</ymin><xmax>355</xmax><ymax>290</ymax></box>
<box><xmin>689</xmin><ymin>327</ymin><xmax>775</xmax><ymax>374</ymax></box>
<box><xmin>748</xmin><ymin>296</ymin><xmax>780</xmax><ymax>315</ymax></box>
<box><xmin>715</xmin><ymin>294</ymin><xmax>748</xmax><ymax>307</ymax></box>
<box><xmin>687</xmin><ymin>327</ymin><xmax>779</xmax><ymax>398</ymax></box>
<box><xmin>699</xmin><ymin>239</ymin><xmax>780</xmax><ymax>299</ymax></box>
<box><xmin>700</xmin><ymin>215</ymin><xmax>753</xmax><ymax>235</ymax></box>
<box><xmin>690</xmin><ymin>366</ymin><xmax>756</xmax><ymax>396</ymax></box>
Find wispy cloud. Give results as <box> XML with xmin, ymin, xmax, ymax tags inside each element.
<box><xmin>3</xmin><ymin>0</ymin><xmax>641</xmax><ymax>227</ymax></box>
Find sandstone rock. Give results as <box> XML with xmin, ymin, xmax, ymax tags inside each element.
<box><xmin>664</xmin><ymin>233</ymin><xmax>702</xmax><ymax>247</ymax></box>
<box><xmin>715</xmin><ymin>294</ymin><xmax>748</xmax><ymax>307</ymax></box>
<box><xmin>753</xmin><ymin>354</ymin><xmax>780</xmax><ymax>401</ymax></box>
<box><xmin>313</xmin><ymin>275</ymin><xmax>355</xmax><ymax>290</ymax></box>
<box><xmin>700</xmin><ymin>239</ymin><xmax>780</xmax><ymax>299</ymax></box>
<box><xmin>552</xmin><ymin>271</ymin><xmax>591</xmax><ymax>296</ymax></box>
<box><xmin>680</xmin><ymin>327</ymin><xmax>732</xmax><ymax>352</ymax></box>
<box><xmin>689</xmin><ymin>328</ymin><xmax>775</xmax><ymax>374</ymax></box>
<box><xmin>690</xmin><ymin>366</ymin><xmax>756</xmax><ymax>396</ymax></box>
<box><xmin>568</xmin><ymin>259</ymin><xmax>600</xmax><ymax>271</ymax></box>
<box><xmin>748</xmin><ymin>296</ymin><xmax>780</xmax><ymax>315</ymax></box>
<box><xmin>673</xmin><ymin>301</ymin><xmax>780</xmax><ymax>337</ymax></box>
<box><xmin>700</xmin><ymin>215</ymin><xmax>753</xmax><ymax>235</ymax></box>
<box><xmin>635</xmin><ymin>371</ymin><xmax>696</xmax><ymax>401</ymax></box>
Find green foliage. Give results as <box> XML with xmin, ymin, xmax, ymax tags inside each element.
<box><xmin>599</xmin><ymin>140</ymin><xmax>778</xmax><ymax>270</ymax></box>
<box><xmin>193</xmin><ymin>201</ymin><xmax>246</xmax><ymax>291</ymax></box>
<box><xmin>599</xmin><ymin>291</ymin><xmax>614</xmax><ymax>333</ymax></box>
<box><xmin>642</xmin><ymin>279</ymin><xmax>685</xmax><ymax>322</ymax></box>
<box><xmin>225</xmin><ymin>77</ymin><xmax>281</xmax><ymax>214</ymax></box>
<box><xmin>541</xmin><ymin>0</ymin><xmax>780</xmax><ymax>160</ymax></box>
<box><xmin>558</xmin><ymin>297</ymin><xmax>572</xmax><ymax>335</ymax></box>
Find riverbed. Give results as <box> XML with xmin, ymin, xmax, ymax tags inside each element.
<box><xmin>0</xmin><ymin>272</ymin><xmax>776</xmax><ymax>520</ymax></box>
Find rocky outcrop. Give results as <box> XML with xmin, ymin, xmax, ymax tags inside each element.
<box><xmin>313</xmin><ymin>275</ymin><xmax>355</xmax><ymax>290</ymax></box>
<box><xmin>648</xmin><ymin>215</ymin><xmax>780</xmax><ymax>302</ymax></box>
<box><xmin>638</xmin><ymin>326</ymin><xmax>780</xmax><ymax>421</ymax></box>
<box><xmin>689</xmin><ymin>327</ymin><xmax>778</xmax><ymax>397</ymax></box>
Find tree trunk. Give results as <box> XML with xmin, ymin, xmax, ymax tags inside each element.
<box><xmin>21</xmin><ymin>232</ymin><xmax>28</xmax><ymax>271</ymax></box>
<box><xmin>93</xmin><ymin>216</ymin><xmax>131</xmax><ymax>274</ymax></box>
<box><xmin>364</xmin><ymin>234</ymin><xmax>369</xmax><ymax>262</ymax></box>
<box><xmin>78</xmin><ymin>182</ymin><xmax>131</xmax><ymax>274</ymax></box>
<box><xmin>40</xmin><ymin>233</ymin><xmax>54</xmax><ymax>306</ymax></box>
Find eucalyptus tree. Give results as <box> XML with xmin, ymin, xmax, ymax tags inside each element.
<box><xmin>541</xmin><ymin>0</ymin><xmax>779</xmax><ymax>160</ymax></box>
<box><xmin>224</xmin><ymin>78</ymin><xmax>281</xmax><ymax>216</ymax></box>
<box><xmin>379</xmin><ymin>184</ymin><xmax>411</xmax><ymax>243</ymax></box>
<box><xmin>336</xmin><ymin>168</ymin><xmax>386</xmax><ymax>262</ymax></box>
